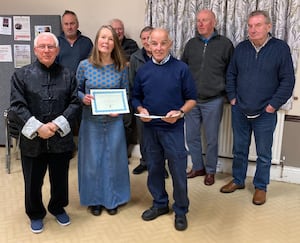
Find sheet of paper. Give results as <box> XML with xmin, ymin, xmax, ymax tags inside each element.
<box><xmin>0</xmin><ymin>17</ymin><xmax>12</xmax><ymax>35</ymax></box>
<box><xmin>34</xmin><ymin>25</ymin><xmax>52</xmax><ymax>37</ymax></box>
<box><xmin>13</xmin><ymin>16</ymin><xmax>31</xmax><ymax>41</ymax></box>
<box><xmin>134</xmin><ymin>113</ymin><xmax>165</xmax><ymax>119</ymax></box>
<box><xmin>0</xmin><ymin>45</ymin><xmax>12</xmax><ymax>62</ymax></box>
<box><xmin>14</xmin><ymin>44</ymin><xmax>31</xmax><ymax>68</ymax></box>
<box><xmin>14</xmin><ymin>45</ymin><xmax>31</xmax><ymax>68</ymax></box>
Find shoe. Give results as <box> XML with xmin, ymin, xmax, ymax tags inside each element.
<box><xmin>174</xmin><ymin>215</ymin><xmax>187</xmax><ymax>231</ymax></box>
<box><xmin>164</xmin><ymin>168</ymin><xmax>169</xmax><ymax>179</ymax></box>
<box><xmin>30</xmin><ymin>219</ymin><xmax>43</xmax><ymax>234</ymax></box>
<box><xmin>133</xmin><ymin>164</ymin><xmax>147</xmax><ymax>174</ymax></box>
<box><xmin>141</xmin><ymin>206</ymin><xmax>169</xmax><ymax>221</ymax></box>
<box><xmin>89</xmin><ymin>205</ymin><xmax>102</xmax><ymax>216</ymax></box>
<box><xmin>220</xmin><ymin>180</ymin><xmax>245</xmax><ymax>193</ymax></box>
<box><xmin>187</xmin><ymin>169</ymin><xmax>206</xmax><ymax>178</ymax></box>
<box><xmin>204</xmin><ymin>174</ymin><xmax>215</xmax><ymax>186</ymax></box>
<box><xmin>106</xmin><ymin>207</ymin><xmax>118</xmax><ymax>215</ymax></box>
<box><xmin>55</xmin><ymin>212</ymin><xmax>71</xmax><ymax>226</ymax></box>
<box><xmin>252</xmin><ymin>189</ymin><xmax>266</xmax><ymax>205</ymax></box>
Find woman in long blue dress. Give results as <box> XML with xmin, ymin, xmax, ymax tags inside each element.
<box><xmin>76</xmin><ymin>25</ymin><xmax>130</xmax><ymax>216</ymax></box>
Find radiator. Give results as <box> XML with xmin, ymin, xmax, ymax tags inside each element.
<box><xmin>218</xmin><ymin>104</ymin><xmax>285</xmax><ymax>164</ymax></box>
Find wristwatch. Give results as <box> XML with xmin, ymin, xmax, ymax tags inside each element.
<box><xmin>179</xmin><ymin>109</ymin><xmax>185</xmax><ymax>118</ymax></box>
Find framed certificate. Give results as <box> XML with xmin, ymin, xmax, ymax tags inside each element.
<box><xmin>90</xmin><ymin>89</ymin><xmax>129</xmax><ymax>115</ymax></box>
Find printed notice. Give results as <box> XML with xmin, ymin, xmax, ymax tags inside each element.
<box><xmin>13</xmin><ymin>16</ymin><xmax>31</xmax><ymax>41</ymax></box>
<box><xmin>0</xmin><ymin>45</ymin><xmax>12</xmax><ymax>62</ymax></box>
<box><xmin>34</xmin><ymin>25</ymin><xmax>52</xmax><ymax>37</ymax></box>
<box><xmin>0</xmin><ymin>17</ymin><xmax>12</xmax><ymax>35</ymax></box>
<box><xmin>14</xmin><ymin>44</ymin><xmax>31</xmax><ymax>68</ymax></box>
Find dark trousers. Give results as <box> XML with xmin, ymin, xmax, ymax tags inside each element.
<box><xmin>123</xmin><ymin>105</ymin><xmax>138</xmax><ymax>156</ymax></box>
<box><xmin>143</xmin><ymin>126</ymin><xmax>189</xmax><ymax>216</ymax></box>
<box><xmin>136</xmin><ymin>118</ymin><xmax>146</xmax><ymax>165</ymax></box>
<box><xmin>21</xmin><ymin>152</ymin><xmax>71</xmax><ymax>220</ymax></box>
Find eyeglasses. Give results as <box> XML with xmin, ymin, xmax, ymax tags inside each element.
<box><xmin>36</xmin><ymin>45</ymin><xmax>57</xmax><ymax>50</ymax></box>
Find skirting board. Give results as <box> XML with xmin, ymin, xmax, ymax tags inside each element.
<box><xmin>215</xmin><ymin>157</ymin><xmax>300</xmax><ymax>185</ymax></box>
<box><xmin>131</xmin><ymin>145</ymin><xmax>300</xmax><ymax>185</ymax></box>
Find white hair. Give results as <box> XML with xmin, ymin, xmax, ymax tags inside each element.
<box><xmin>34</xmin><ymin>32</ymin><xmax>59</xmax><ymax>47</ymax></box>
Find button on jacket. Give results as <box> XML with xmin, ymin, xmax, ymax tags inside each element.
<box><xmin>10</xmin><ymin>60</ymin><xmax>81</xmax><ymax>157</ymax></box>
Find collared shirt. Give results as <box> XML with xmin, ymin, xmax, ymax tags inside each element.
<box><xmin>152</xmin><ymin>54</ymin><xmax>171</xmax><ymax>65</ymax></box>
<box><xmin>198</xmin><ymin>30</ymin><xmax>217</xmax><ymax>44</ymax></box>
<box><xmin>250</xmin><ymin>34</ymin><xmax>272</xmax><ymax>53</ymax></box>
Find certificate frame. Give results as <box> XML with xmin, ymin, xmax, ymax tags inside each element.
<box><xmin>90</xmin><ymin>89</ymin><xmax>129</xmax><ymax>115</ymax></box>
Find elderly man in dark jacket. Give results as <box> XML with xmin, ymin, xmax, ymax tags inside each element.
<box><xmin>10</xmin><ymin>32</ymin><xmax>81</xmax><ymax>234</ymax></box>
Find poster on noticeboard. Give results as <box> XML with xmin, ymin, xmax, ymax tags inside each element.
<box><xmin>13</xmin><ymin>16</ymin><xmax>31</xmax><ymax>41</ymax></box>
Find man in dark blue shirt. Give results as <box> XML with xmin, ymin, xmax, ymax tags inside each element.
<box><xmin>56</xmin><ymin>10</ymin><xmax>93</xmax><ymax>74</ymax></box>
<box><xmin>132</xmin><ymin>28</ymin><xmax>197</xmax><ymax>231</ymax></box>
<box><xmin>56</xmin><ymin>10</ymin><xmax>93</xmax><ymax>135</ymax></box>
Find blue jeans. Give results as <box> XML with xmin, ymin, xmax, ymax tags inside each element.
<box><xmin>231</xmin><ymin>104</ymin><xmax>277</xmax><ymax>191</ymax></box>
<box><xmin>143</xmin><ymin>125</ymin><xmax>189</xmax><ymax>216</ymax></box>
<box><xmin>185</xmin><ymin>97</ymin><xmax>224</xmax><ymax>173</ymax></box>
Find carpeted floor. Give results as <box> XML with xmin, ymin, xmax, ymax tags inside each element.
<box><xmin>1</xmin><ymin>147</ymin><xmax>300</xmax><ymax>243</ymax></box>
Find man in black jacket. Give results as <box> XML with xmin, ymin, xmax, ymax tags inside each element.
<box><xmin>10</xmin><ymin>32</ymin><xmax>81</xmax><ymax>234</ymax></box>
<box><xmin>110</xmin><ymin>18</ymin><xmax>139</xmax><ymax>62</ymax></box>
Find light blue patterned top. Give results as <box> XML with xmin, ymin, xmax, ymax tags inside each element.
<box><xmin>76</xmin><ymin>59</ymin><xmax>128</xmax><ymax>100</ymax></box>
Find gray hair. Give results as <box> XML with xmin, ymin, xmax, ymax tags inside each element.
<box><xmin>109</xmin><ymin>18</ymin><xmax>124</xmax><ymax>28</ymax></box>
<box><xmin>148</xmin><ymin>28</ymin><xmax>172</xmax><ymax>43</ymax></box>
<box><xmin>34</xmin><ymin>32</ymin><xmax>59</xmax><ymax>47</ymax></box>
<box><xmin>248</xmin><ymin>10</ymin><xmax>271</xmax><ymax>24</ymax></box>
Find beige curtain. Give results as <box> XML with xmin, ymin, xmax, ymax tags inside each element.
<box><xmin>145</xmin><ymin>0</ymin><xmax>300</xmax><ymax>70</ymax></box>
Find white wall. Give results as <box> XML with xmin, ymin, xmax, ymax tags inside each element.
<box><xmin>287</xmin><ymin>55</ymin><xmax>300</xmax><ymax>116</ymax></box>
<box><xmin>0</xmin><ymin>0</ymin><xmax>146</xmax><ymax>46</ymax></box>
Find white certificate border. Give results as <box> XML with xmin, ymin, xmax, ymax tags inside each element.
<box><xmin>90</xmin><ymin>89</ymin><xmax>129</xmax><ymax>115</ymax></box>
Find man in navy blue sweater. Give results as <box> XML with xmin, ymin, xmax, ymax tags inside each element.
<box><xmin>132</xmin><ymin>28</ymin><xmax>197</xmax><ymax>231</ymax></box>
<box><xmin>220</xmin><ymin>10</ymin><xmax>295</xmax><ymax>205</ymax></box>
